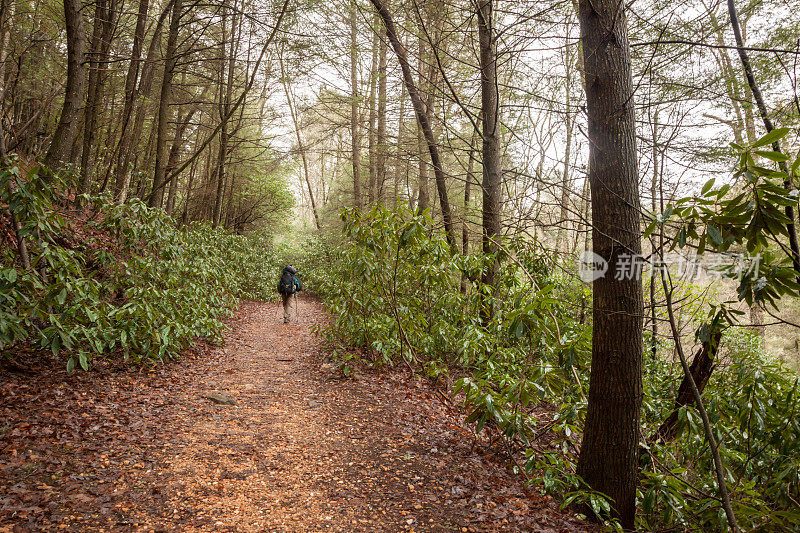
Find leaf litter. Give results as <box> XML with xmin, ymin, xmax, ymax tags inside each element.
<box><xmin>1</xmin><ymin>298</ymin><xmax>594</xmax><ymax>532</ymax></box>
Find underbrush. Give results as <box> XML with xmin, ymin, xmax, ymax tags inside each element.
<box><xmin>309</xmin><ymin>205</ymin><xmax>800</xmax><ymax>531</ymax></box>
<box><xmin>1</xmin><ymin>162</ymin><xmax>277</xmax><ymax>369</ymax></box>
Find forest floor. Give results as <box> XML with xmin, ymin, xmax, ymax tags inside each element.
<box><xmin>1</xmin><ymin>298</ymin><xmax>593</xmax><ymax>532</ymax></box>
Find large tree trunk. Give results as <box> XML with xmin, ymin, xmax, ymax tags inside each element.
<box><xmin>350</xmin><ymin>0</ymin><xmax>362</xmax><ymax>209</ymax></box>
<box><xmin>574</xmin><ymin>0</ymin><xmax>644</xmax><ymax>528</ymax></box>
<box><xmin>478</xmin><ymin>0</ymin><xmax>501</xmax><ymax>304</ymax></box>
<box><xmin>369</xmin><ymin>0</ymin><xmax>455</xmax><ymax>250</ymax></box>
<box><xmin>149</xmin><ymin>0</ymin><xmax>182</xmax><ymax>208</ymax></box>
<box><xmin>44</xmin><ymin>0</ymin><xmax>87</xmax><ymax>172</ymax></box>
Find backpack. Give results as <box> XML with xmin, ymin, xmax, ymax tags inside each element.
<box><xmin>278</xmin><ymin>268</ymin><xmax>296</xmax><ymax>295</ymax></box>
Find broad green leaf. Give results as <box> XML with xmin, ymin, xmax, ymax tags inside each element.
<box><xmin>752</xmin><ymin>127</ymin><xmax>790</xmax><ymax>148</ymax></box>
<box><xmin>701</xmin><ymin>178</ymin><xmax>716</xmax><ymax>196</ymax></box>
<box><xmin>754</xmin><ymin>150</ymin><xmax>789</xmax><ymax>163</ymax></box>
<box><xmin>707</xmin><ymin>224</ymin><xmax>723</xmax><ymax>246</ymax></box>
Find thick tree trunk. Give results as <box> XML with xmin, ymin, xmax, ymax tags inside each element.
<box><xmin>370</xmin><ymin>0</ymin><xmax>455</xmax><ymax>250</ymax></box>
<box><xmin>574</xmin><ymin>0</ymin><xmax>644</xmax><ymax>528</ymax></box>
<box><xmin>478</xmin><ymin>0</ymin><xmax>501</xmax><ymax>302</ymax></box>
<box><xmin>350</xmin><ymin>0</ymin><xmax>362</xmax><ymax>209</ymax></box>
<box><xmin>149</xmin><ymin>0</ymin><xmax>182</xmax><ymax>208</ymax></box>
<box><xmin>44</xmin><ymin>0</ymin><xmax>87</xmax><ymax>172</ymax></box>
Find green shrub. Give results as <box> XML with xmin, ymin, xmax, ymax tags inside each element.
<box><xmin>311</xmin><ymin>203</ymin><xmax>800</xmax><ymax>531</ymax></box>
<box><xmin>1</xmin><ymin>163</ymin><xmax>277</xmax><ymax>368</ymax></box>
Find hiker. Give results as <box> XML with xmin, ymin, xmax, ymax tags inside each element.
<box><xmin>277</xmin><ymin>265</ymin><xmax>302</xmax><ymax>323</ymax></box>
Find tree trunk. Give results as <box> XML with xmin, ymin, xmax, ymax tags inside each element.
<box><xmin>574</xmin><ymin>0</ymin><xmax>643</xmax><ymax>528</ymax></box>
<box><xmin>350</xmin><ymin>0</ymin><xmax>362</xmax><ymax>209</ymax></box>
<box><xmin>117</xmin><ymin>1</ymin><xmax>171</xmax><ymax>204</ymax></box>
<box><xmin>113</xmin><ymin>0</ymin><xmax>150</xmax><ymax>199</ymax></box>
<box><xmin>280</xmin><ymin>51</ymin><xmax>320</xmax><ymax>230</ymax></box>
<box><xmin>393</xmin><ymin>82</ymin><xmax>406</xmax><ymax>206</ymax></box>
<box><xmin>650</xmin><ymin>110</ymin><xmax>659</xmax><ymax>360</ymax></box>
<box><xmin>44</xmin><ymin>0</ymin><xmax>87</xmax><ymax>172</ymax></box>
<box><xmin>376</xmin><ymin>16</ymin><xmax>388</xmax><ymax>202</ymax></box>
<box><xmin>77</xmin><ymin>0</ymin><xmax>116</xmax><ymax>206</ymax></box>
<box><xmin>556</xmin><ymin>32</ymin><xmax>574</xmax><ymax>254</ymax></box>
<box><xmin>213</xmin><ymin>0</ymin><xmax>239</xmax><ymax>228</ymax></box>
<box><xmin>478</xmin><ymin>0</ymin><xmax>501</xmax><ymax>303</ymax></box>
<box><xmin>0</xmin><ymin>0</ymin><xmax>14</xmax><ymax>158</ymax></box>
<box><xmin>415</xmin><ymin>13</ymin><xmax>430</xmax><ymax>214</ymax></box>
<box><xmin>653</xmin><ymin>330</ymin><xmax>722</xmax><ymax>443</ymax></box>
<box><xmin>370</xmin><ymin>0</ymin><xmax>455</xmax><ymax>251</ymax></box>
<box><xmin>367</xmin><ymin>23</ymin><xmax>378</xmax><ymax>204</ymax></box>
<box><xmin>149</xmin><ymin>0</ymin><xmax>182</xmax><ymax>208</ymax></box>
<box><xmin>165</xmin><ymin>97</ymin><xmax>203</xmax><ymax>215</ymax></box>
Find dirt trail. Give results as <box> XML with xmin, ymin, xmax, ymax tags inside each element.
<box><xmin>1</xmin><ymin>299</ymin><xmax>590</xmax><ymax>532</ymax></box>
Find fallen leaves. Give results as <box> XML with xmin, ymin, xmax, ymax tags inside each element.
<box><xmin>1</xmin><ymin>298</ymin><xmax>594</xmax><ymax>532</ymax></box>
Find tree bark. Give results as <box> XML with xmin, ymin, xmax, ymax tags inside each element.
<box><xmin>556</xmin><ymin>32</ymin><xmax>574</xmax><ymax>254</ymax></box>
<box><xmin>369</xmin><ymin>0</ymin><xmax>456</xmax><ymax>251</ymax></box>
<box><xmin>652</xmin><ymin>330</ymin><xmax>722</xmax><ymax>443</ymax></box>
<box><xmin>350</xmin><ymin>0</ymin><xmax>362</xmax><ymax>209</ymax></box>
<box><xmin>478</xmin><ymin>0</ymin><xmax>501</xmax><ymax>308</ymax></box>
<box><xmin>415</xmin><ymin>18</ymin><xmax>430</xmax><ymax>214</ymax></box>
<box><xmin>393</xmin><ymin>82</ymin><xmax>406</xmax><ymax>205</ymax></box>
<box><xmin>574</xmin><ymin>0</ymin><xmax>643</xmax><ymax>528</ymax></box>
<box><xmin>149</xmin><ymin>0</ymin><xmax>182</xmax><ymax>208</ymax></box>
<box><xmin>0</xmin><ymin>0</ymin><xmax>14</xmax><ymax>158</ymax></box>
<box><xmin>213</xmin><ymin>0</ymin><xmax>239</xmax><ymax>228</ymax></box>
<box><xmin>77</xmin><ymin>0</ymin><xmax>116</xmax><ymax>206</ymax></box>
<box><xmin>44</xmin><ymin>0</ymin><xmax>87</xmax><ymax>172</ymax></box>
<box><xmin>113</xmin><ymin>0</ymin><xmax>150</xmax><ymax>199</ymax></box>
<box><xmin>376</xmin><ymin>15</ymin><xmax>388</xmax><ymax>202</ymax></box>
